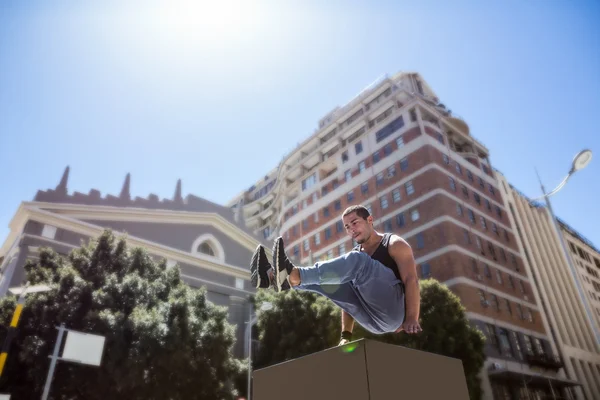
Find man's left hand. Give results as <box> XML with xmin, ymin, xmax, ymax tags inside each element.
<box><xmin>396</xmin><ymin>319</ymin><xmax>422</xmax><ymax>334</ymax></box>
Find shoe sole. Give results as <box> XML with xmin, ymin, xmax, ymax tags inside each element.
<box><xmin>273</xmin><ymin>238</ymin><xmax>290</xmax><ymax>292</ymax></box>
<box><xmin>250</xmin><ymin>246</ymin><xmax>261</xmax><ymax>289</ymax></box>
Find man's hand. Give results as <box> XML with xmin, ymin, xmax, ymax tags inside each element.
<box><xmin>396</xmin><ymin>318</ymin><xmax>422</xmax><ymax>334</ymax></box>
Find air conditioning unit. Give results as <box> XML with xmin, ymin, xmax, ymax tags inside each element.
<box><xmin>492</xmin><ymin>362</ymin><xmax>503</xmax><ymax>370</ymax></box>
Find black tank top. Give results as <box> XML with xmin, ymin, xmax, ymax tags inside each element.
<box><xmin>354</xmin><ymin>233</ymin><xmax>402</xmax><ymax>282</ymax></box>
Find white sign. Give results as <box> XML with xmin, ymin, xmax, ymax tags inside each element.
<box><xmin>62</xmin><ymin>330</ymin><xmax>105</xmax><ymax>366</ymax></box>
<box><xmin>0</xmin><ymin>394</ymin><xmax>11</xmax><ymax>399</ymax></box>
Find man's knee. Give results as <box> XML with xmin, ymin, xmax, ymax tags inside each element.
<box><xmin>343</xmin><ymin>250</ymin><xmax>369</xmax><ymax>267</ymax></box>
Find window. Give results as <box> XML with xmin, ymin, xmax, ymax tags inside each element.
<box><xmin>480</xmin><ymin>290</ymin><xmax>488</xmax><ymax>306</ymax></box>
<box><xmin>302</xmin><ymin>173</ymin><xmax>317</xmax><ymax>191</ymax></box>
<box><xmin>443</xmin><ymin>154</ymin><xmax>449</xmax><ymax>165</ymax></box>
<box><xmin>485</xmin><ymin>199</ymin><xmax>491</xmax><ymax>210</ymax></box>
<box><xmin>498</xmin><ymin>328</ymin><xmax>513</xmax><ymax>357</ymax></box>
<box><xmin>334</xmin><ymin>200</ymin><xmax>341</xmax><ymax>211</ymax></box>
<box><xmin>314</xmin><ymin>233</ymin><xmax>320</xmax><ymax>245</ymax></box>
<box><xmin>396</xmin><ymin>213</ymin><xmax>405</xmax><ymax>227</ymax></box>
<box><xmin>500</xmin><ymin>248</ymin><xmax>507</xmax><ymax>262</ymax></box>
<box><xmin>384</xmin><ymin>219</ymin><xmax>393</xmax><ymax>231</ymax></box>
<box><xmin>355</xmin><ymin>141</ymin><xmax>363</xmax><ymax>154</ymax></box>
<box><xmin>365</xmin><ymin>204</ymin><xmax>372</xmax><ymax>215</ymax></box>
<box><xmin>496</xmin><ymin>206</ymin><xmax>502</xmax><ymax>219</ymax></box>
<box><xmin>341</xmin><ymin>151</ymin><xmax>348</xmax><ymax>163</ymax></box>
<box><xmin>325</xmin><ymin>227</ymin><xmax>332</xmax><ymax>240</ymax></box>
<box><xmin>198</xmin><ymin>242</ymin><xmax>215</xmax><ymax>256</ymax></box>
<box><xmin>347</xmin><ymin>191</ymin><xmax>354</xmax><ymax>202</ymax></box>
<box><xmin>387</xmin><ymin>164</ymin><xmax>396</xmax><ymax>177</ymax></box>
<box><xmin>336</xmin><ymin>221</ymin><xmax>344</xmax><ymax>233</ymax></box>
<box><xmin>455</xmin><ymin>163</ymin><xmax>462</xmax><ymax>175</ymax></box>
<box><xmin>376</xmin><ymin>172</ymin><xmax>384</xmax><ymax>186</ymax></box>
<box><xmin>338</xmin><ymin>243</ymin><xmax>346</xmax><ymax>255</ymax></box>
<box><xmin>467</xmin><ymin>170</ymin><xmax>473</xmax><ymax>182</ymax></box>
<box><xmin>479</xmin><ymin>177</ymin><xmax>485</xmax><ymax>189</ymax></box>
<box><xmin>384</xmin><ymin>143</ymin><xmax>393</xmax><ymax>156</ymax></box>
<box><xmin>323</xmin><ymin>207</ymin><xmax>330</xmax><ymax>217</ymax></box>
<box><xmin>420</xmin><ymin>263</ymin><xmax>431</xmax><ymax>278</ymax></box>
<box><xmin>409</xmin><ymin>108</ymin><xmax>417</xmax><ymax>122</ymax></box>
<box><xmin>345</xmin><ymin>169</ymin><xmax>352</xmax><ymax>182</ymax></box>
<box><xmin>461</xmin><ymin>184</ymin><xmax>469</xmax><ymax>198</ymax></box>
<box><xmin>372</xmin><ymin>152</ymin><xmax>381</xmax><ymax>164</ymax></box>
<box><xmin>327</xmin><ymin>250</ymin><xmax>334</xmax><ymax>259</ymax></box>
<box><xmin>510</xmin><ymin>331</ymin><xmax>522</xmax><ymax>359</ymax></box>
<box><xmin>358</xmin><ymin>161</ymin><xmax>366</xmax><ymax>173</ymax></box>
<box><xmin>41</xmin><ymin>224</ymin><xmax>57</xmax><ymax>239</ymax></box>
<box><xmin>473</xmin><ymin>192</ymin><xmax>480</xmax><ymax>205</ymax></box>
<box><xmin>490</xmin><ymin>294</ymin><xmax>499</xmax><ymax>310</ymax></box>
<box><xmin>480</xmin><ymin>216</ymin><xmax>487</xmax><ymax>230</ymax></box>
<box><xmin>436</xmin><ymin>132</ymin><xmax>444</xmax><ymax>144</ymax></box>
<box><xmin>416</xmin><ymin>233</ymin><xmax>425</xmax><ymax>249</ymax></box>
<box><xmin>489</xmin><ymin>184</ymin><xmax>496</xmax><ymax>196</ymax></box>
<box><xmin>467</xmin><ymin>209</ymin><xmax>475</xmax><ymax>224</ymax></box>
<box><xmin>405</xmin><ymin>181</ymin><xmax>415</xmax><ymax>195</ymax></box>
<box><xmin>400</xmin><ymin>157</ymin><xmax>409</xmax><ymax>171</ymax></box>
<box><xmin>485</xmin><ymin>324</ymin><xmax>498</xmax><ymax>348</ymax></box>
<box><xmin>484</xmin><ymin>264</ymin><xmax>491</xmax><ymax>278</ymax></box>
<box><xmin>463</xmin><ymin>229</ymin><xmax>471</xmax><ymax>244</ymax></box>
<box><xmin>457</xmin><ymin>203</ymin><xmax>463</xmax><ymax>216</ymax></box>
<box><xmin>496</xmin><ymin>270</ymin><xmax>503</xmax><ymax>285</ymax></box>
<box><xmin>361</xmin><ymin>182</ymin><xmax>369</xmax><ymax>194</ymax></box>
<box><xmin>492</xmin><ymin>223</ymin><xmax>498</xmax><ymax>235</ymax></box>
<box><xmin>375</xmin><ymin>115</ymin><xmax>404</xmax><ymax>142</ymax></box>
<box><xmin>303</xmin><ymin>239</ymin><xmax>310</xmax><ymax>251</ymax></box>
<box><xmin>234</xmin><ymin>277</ymin><xmax>244</xmax><ymax>290</ymax></box>
<box><xmin>392</xmin><ymin>188</ymin><xmax>401</xmax><ymax>202</ymax></box>
<box><xmin>508</xmin><ymin>275</ymin><xmax>515</xmax><ymax>289</ymax></box>
<box><xmin>396</xmin><ymin>136</ymin><xmax>404</xmax><ymax>148</ymax></box>
<box><xmin>449</xmin><ymin>176</ymin><xmax>456</xmax><ymax>191</ymax></box>
<box><xmin>380</xmin><ymin>197</ymin><xmax>389</xmax><ymax>209</ymax></box>
<box><xmin>411</xmin><ymin>209</ymin><xmax>420</xmax><ymax>222</ymax></box>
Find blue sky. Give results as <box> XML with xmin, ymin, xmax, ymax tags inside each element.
<box><xmin>1</xmin><ymin>0</ymin><xmax>599</xmax><ymax>247</ymax></box>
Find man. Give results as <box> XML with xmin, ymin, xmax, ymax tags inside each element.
<box><xmin>250</xmin><ymin>205</ymin><xmax>422</xmax><ymax>345</ymax></box>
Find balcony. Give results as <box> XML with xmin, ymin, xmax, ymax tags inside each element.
<box><xmin>525</xmin><ymin>352</ymin><xmax>563</xmax><ymax>370</ymax></box>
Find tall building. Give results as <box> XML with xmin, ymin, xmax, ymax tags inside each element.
<box><xmin>0</xmin><ymin>167</ymin><xmax>268</xmax><ymax>359</ymax></box>
<box><xmin>228</xmin><ymin>72</ymin><xmax>580</xmax><ymax>399</ymax></box>
<box><xmin>497</xmin><ymin>171</ymin><xmax>600</xmax><ymax>399</ymax></box>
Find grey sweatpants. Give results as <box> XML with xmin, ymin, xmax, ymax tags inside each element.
<box><xmin>293</xmin><ymin>250</ymin><xmax>406</xmax><ymax>334</ymax></box>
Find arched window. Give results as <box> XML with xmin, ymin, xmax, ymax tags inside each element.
<box><xmin>191</xmin><ymin>234</ymin><xmax>225</xmax><ymax>262</ymax></box>
<box><xmin>198</xmin><ymin>242</ymin><xmax>215</xmax><ymax>256</ymax></box>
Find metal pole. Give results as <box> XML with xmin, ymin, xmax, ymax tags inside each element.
<box><xmin>246</xmin><ymin>303</ymin><xmax>256</xmax><ymax>400</ymax></box>
<box><xmin>536</xmin><ymin>170</ymin><xmax>600</xmax><ymax>347</ymax></box>
<box><xmin>41</xmin><ymin>324</ymin><xmax>66</xmax><ymax>400</ymax></box>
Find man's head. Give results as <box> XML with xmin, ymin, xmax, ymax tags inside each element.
<box><xmin>342</xmin><ymin>205</ymin><xmax>374</xmax><ymax>244</ymax></box>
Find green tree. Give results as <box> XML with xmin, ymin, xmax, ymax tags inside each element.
<box><xmin>0</xmin><ymin>230</ymin><xmax>244</xmax><ymax>400</ymax></box>
<box><xmin>253</xmin><ymin>279</ymin><xmax>486</xmax><ymax>400</ymax></box>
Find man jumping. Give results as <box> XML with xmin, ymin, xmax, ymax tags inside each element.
<box><xmin>250</xmin><ymin>205</ymin><xmax>422</xmax><ymax>345</ymax></box>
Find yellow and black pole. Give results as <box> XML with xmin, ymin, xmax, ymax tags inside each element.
<box><xmin>0</xmin><ymin>283</ymin><xmax>29</xmax><ymax>378</ymax></box>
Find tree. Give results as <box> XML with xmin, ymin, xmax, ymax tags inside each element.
<box><xmin>0</xmin><ymin>230</ymin><xmax>245</xmax><ymax>400</ymax></box>
<box><xmin>253</xmin><ymin>279</ymin><xmax>486</xmax><ymax>400</ymax></box>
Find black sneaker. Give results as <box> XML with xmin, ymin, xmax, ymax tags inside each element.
<box><xmin>250</xmin><ymin>245</ymin><xmax>272</xmax><ymax>289</ymax></box>
<box><xmin>272</xmin><ymin>237</ymin><xmax>296</xmax><ymax>292</ymax></box>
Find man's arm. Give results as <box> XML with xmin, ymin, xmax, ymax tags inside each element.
<box><xmin>339</xmin><ymin>310</ymin><xmax>355</xmax><ymax>345</ymax></box>
<box><xmin>388</xmin><ymin>235</ymin><xmax>422</xmax><ymax>334</ymax></box>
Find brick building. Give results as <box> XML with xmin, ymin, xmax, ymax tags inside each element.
<box><xmin>0</xmin><ymin>168</ymin><xmax>269</xmax><ymax>359</ymax></box>
<box><xmin>228</xmin><ymin>72</ymin><xmax>580</xmax><ymax>398</ymax></box>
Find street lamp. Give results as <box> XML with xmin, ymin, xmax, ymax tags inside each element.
<box><xmin>245</xmin><ymin>301</ymin><xmax>273</xmax><ymax>400</ymax></box>
<box><xmin>531</xmin><ymin>149</ymin><xmax>599</xmax><ymax>346</ymax></box>
<box><xmin>0</xmin><ymin>283</ymin><xmax>52</xmax><ymax>378</ymax></box>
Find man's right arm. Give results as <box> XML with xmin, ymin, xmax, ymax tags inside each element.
<box><xmin>339</xmin><ymin>310</ymin><xmax>355</xmax><ymax>345</ymax></box>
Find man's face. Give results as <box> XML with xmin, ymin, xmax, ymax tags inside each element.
<box><xmin>342</xmin><ymin>212</ymin><xmax>373</xmax><ymax>244</ymax></box>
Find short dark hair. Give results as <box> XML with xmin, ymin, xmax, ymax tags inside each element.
<box><xmin>342</xmin><ymin>205</ymin><xmax>370</xmax><ymax>220</ymax></box>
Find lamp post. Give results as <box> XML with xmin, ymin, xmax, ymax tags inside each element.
<box><xmin>531</xmin><ymin>149</ymin><xmax>599</xmax><ymax>346</ymax></box>
<box><xmin>245</xmin><ymin>301</ymin><xmax>273</xmax><ymax>400</ymax></box>
<box><xmin>0</xmin><ymin>282</ymin><xmax>52</xmax><ymax>389</ymax></box>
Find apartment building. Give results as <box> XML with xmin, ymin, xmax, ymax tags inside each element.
<box><xmin>0</xmin><ymin>167</ymin><xmax>269</xmax><ymax>359</ymax></box>
<box><xmin>497</xmin><ymin>173</ymin><xmax>600</xmax><ymax>399</ymax></box>
<box><xmin>228</xmin><ymin>72</ymin><xmax>579</xmax><ymax>399</ymax></box>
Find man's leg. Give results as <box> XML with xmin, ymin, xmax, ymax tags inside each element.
<box><xmin>272</xmin><ymin>237</ymin><xmax>406</xmax><ymax>333</ymax></box>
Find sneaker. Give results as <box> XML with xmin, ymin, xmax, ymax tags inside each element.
<box><xmin>272</xmin><ymin>237</ymin><xmax>296</xmax><ymax>292</ymax></box>
<box><xmin>250</xmin><ymin>245</ymin><xmax>272</xmax><ymax>289</ymax></box>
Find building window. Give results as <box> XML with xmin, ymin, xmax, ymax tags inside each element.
<box><xmin>345</xmin><ymin>169</ymin><xmax>352</xmax><ymax>182</ymax></box>
<box><xmin>485</xmin><ymin>324</ymin><xmax>498</xmax><ymax>348</ymax></box>
<box><xmin>485</xmin><ymin>199</ymin><xmax>491</xmax><ymax>210</ymax></box>
<box><xmin>396</xmin><ymin>213</ymin><xmax>405</xmax><ymax>227</ymax></box>
<box><xmin>420</xmin><ymin>263</ymin><xmax>431</xmax><ymax>278</ymax></box>
<box><xmin>411</xmin><ymin>209</ymin><xmax>420</xmax><ymax>222</ymax></box>
<box><xmin>409</xmin><ymin>108</ymin><xmax>417</xmax><ymax>122</ymax></box>
<box><xmin>380</xmin><ymin>197</ymin><xmax>389</xmax><ymax>209</ymax></box>
<box><xmin>392</xmin><ymin>188</ymin><xmax>401</xmax><ymax>202</ymax></box>
<box><xmin>436</xmin><ymin>132</ymin><xmax>444</xmax><ymax>144</ymax></box>
<box><xmin>372</xmin><ymin>152</ymin><xmax>381</xmax><ymax>164</ymax></box>
<box><xmin>449</xmin><ymin>176</ymin><xmax>456</xmax><ymax>191</ymax></box>
<box><xmin>388</xmin><ymin>164</ymin><xmax>396</xmax><ymax>177</ymax></box>
<box><xmin>416</xmin><ymin>233</ymin><xmax>425</xmax><ymax>249</ymax></box>
<box><xmin>496</xmin><ymin>270</ymin><xmax>503</xmax><ymax>285</ymax></box>
<box><xmin>338</xmin><ymin>243</ymin><xmax>346</xmax><ymax>255</ymax></box>
<box><xmin>405</xmin><ymin>181</ymin><xmax>415</xmax><ymax>195</ymax></box>
<box><xmin>323</xmin><ymin>207</ymin><xmax>330</xmax><ymax>217</ymax></box>
<box><xmin>376</xmin><ymin>172</ymin><xmax>384</xmax><ymax>186</ymax></box>
<box><xmin>347</xmin><ymin>191</ymin><xmax>354</xmax><ymax>202</ymax></box>
<box><xmin>355</xmin><ymin>141</ymin><xmax>363</xmax><ymax>154</ymax></box>
<box><xmin>41</xmin><ymin>224</ymin><xmax>57</xmax><ymax>239</ymax></box>
<box><xmin>361</xmin><ymin>182</ymin><xmax>369</xmax><ymax>195</ymax></box>
<box><xmin>443</xmin><ymin>154</ymin><xmax>450</xmax><ymax>165</ymax></box>
<box><xmin>480</xmin><ymin>216</ymin><xmax>487</xmax><ymax>230</ymax></box>
<box><xmin>498</xmin><ymin>328</ymin><xmax>513</xmax><ymax>357</ymax></box>
<box><xmin>400</xmin><ymin>157</ymin><xmax>409</xmax><ymax>171</ymax></box>
<box><xmin>334</xmin><ymin>200</ymin><xmax>341</xmax><ymax>211</ymax></box>
<box><xmin>365</xmin><ymin>204</ymin><xmax>372</xmax><ymax>215</ymax></box>
<box><xmin>473</xmin><ymin>192</ymin><xmax>480</xmax><ymax>205</ymax></box>
<box><xmin>463</xmin><ymin>229</ymin><xmax>471</xmax><ymax>244</ymax></box>
<box><xmin>235</xmin><ymin>278</ymin><xmax>244</xmax><ymax>290</ymax></box>
<box><xmin>198</xmin><ymin>242</ymin><xmax>214</xmax><ymax>256</ymax></box>
<box><xmin>490</xmin><ymin>294</ymin><xmax>499</xmax><ymax>310</ymax></box>
<box><xmin>358</xmin><ymin>161</ymin><xmax>366</xmax><ymax>172</ymax></box>
<box><xmin>455</xmin><ymin>163</ymin><xmax>462</xmax><ymax>175</ymax></box>
<box><xmin>505</xmin><ymin>299</ymin><xmax>512</xmax><ymax>315</ymax></box>
<box><xmin>461</xmin><ymin>184</ymin><xmax>469</xmax><ymax>198</ymax></box>
<box><xmin>384</xmin><ymin>219</ymin><xmax>393</xmax><ymax>231</ymax></box>
<box><xmin>342</xmin><ymin>151</ymin><xmax>349</xmax><ymax>163</ymax></box>
<box><xmin>325</xmin><ymin>228</ymin><xmax>332</xmax><ymax>240</ymax></box>
<box><xmin>396</xmin><ymin>136</ymin><xmax>404</xmax><ymax>148</ymax></box>
<box><xmin>327</xmin><ymin>249</ymin><xmax>334</xmax><ymax>259</ymax></box>
<box><xmin>375</xmin><ymin>116</ymin><xmax>404</xmax><ymax>143</ymax></box>
<box><xmin>303</xmin><ymin>239</ymin><xmax>310</xmax><ymax>251</ymax></box>
<box><xmin>467</xmin><ymin>209</ymin><xmax>475</xmax><ymax>224</ymax></box>
<box><xmin>384</xmin><ymin>143</ymin><xmax>393</xmax><ymax>156</ymax></box>
<box><xmin>467</xmin><ymin>170</ymin><xmax>474</xmax><ymax>182</ymax></box>
<box><xmin>336</xmin><ymin>221</ymin><xmax>343</xmax><ymax>233</ymax></box>
<box><xmin>457</xmin><ymin>203</ymin><xmax>463</xmax><ymax>216</ymax></box>
<box><xmin>314</xmin><ymin>233</ymin><xmax>320</xmax><ymax>245</ymax></box>
<box><xmin>492</xmin><ymin>223</ymin><xmax>498</xmax><ymax>235</ymax></box>
<box><xmin>510</xmin><ymin>331</ymin><xmax>522</xmax><ymax>359</ymax></box>
<box><xmin>302</xmin><ymin>173</ymin><xmax>317</xmax><ymax>191</ymax></box>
